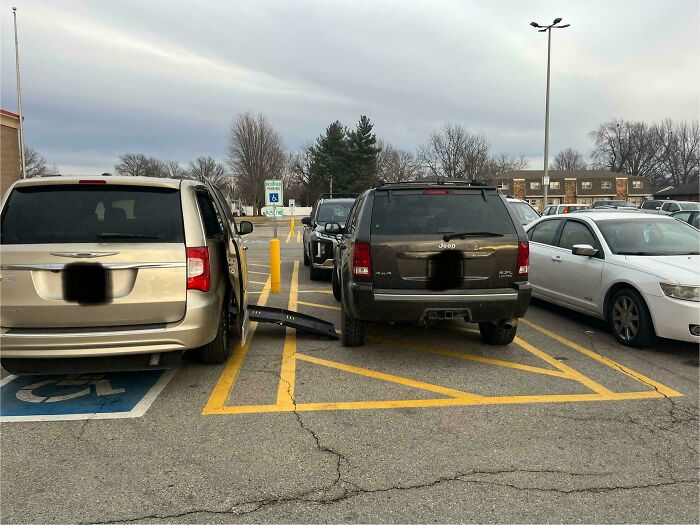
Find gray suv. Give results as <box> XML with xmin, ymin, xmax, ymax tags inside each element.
<box><xmin>328</xmin><ymin>181</ymin><xmax>531</xmax><ymax>347</ymax></box>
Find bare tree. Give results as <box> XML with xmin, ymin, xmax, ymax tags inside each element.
<box><xmin>24</xmin><ymin>146</ymin><xmax>59</xmax><ymax>177</ymax></box>
<box><xmin>163</xmin><ymin>160</ymin><xmax>185</xmax><ymax>178</ymax></box>
<box><xmin>188</xmin><ymin>156</ymin><xmax>227</xmax><ymax>181</ymax></box>
<box><xmin>551</xmin><ymin>148</ymin><xmax>587</xmax><ymax>170</ymax></box>
<box><xmin>418</xmin><ymin>123</ymin><xmax>490</xmax><ymax>180</ymax></box>
<box><xmin>656</xmin><ymin>119</ymin><xmax>700</xmax><ymax>186</ymax></box>
<box><xmin>483</xmin><ymin>153</ymin><xmax>528</xmax><ymax>177</ymax></box>
<box><xmin>114</xmin><ymin>154</ymin><xmax>169</xmax><ymax>177</ymax></box>
<box><xmin>226</xmin><ymin>113</ymin><xmax>285</xmax><ymax>214</ymax></box>
<box><xmin>589</xmin><ymin>119</ymin><xmax>663</xmax><ymax>180</ymax></box>
<box><xmin>377</xmin><ymin>141</ymin><xmax>424</xmax><ymax>182</ymax></box>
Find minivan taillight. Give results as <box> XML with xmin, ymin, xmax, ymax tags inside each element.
<box><xmin>352</xmin><ymin>243</ymin><xmax>372</xmax><ymax>277</ymax></box>
<box><xmin>187</xmin><ymin>247</ymin><xmax>210</xmax><ymax>291</ymax></box>
<box><xmin>516</xmin><ymin>241</ymin><xmax>529</xmax><ymax>277</ymax></box>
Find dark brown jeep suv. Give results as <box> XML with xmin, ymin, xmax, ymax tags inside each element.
<box><xmin>327</xmin><ymin>181</ymin><xmax>531</xmax><ymax>346</ymax></box>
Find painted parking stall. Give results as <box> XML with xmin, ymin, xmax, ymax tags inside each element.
<box><xmin>0</xmin><ymin>369</ymin><xmax>177</xmax><ymax>422</ymax></box>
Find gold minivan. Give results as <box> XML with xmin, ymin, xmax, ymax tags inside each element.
<box><xmin>0</xmin><ymin>175</ymin><xmax>252</xmax><ymax>374</ymax></box>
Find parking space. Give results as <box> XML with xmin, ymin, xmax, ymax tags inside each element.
<box><xmin>1</xmin><ymin>225</ymin><xmax>698</xmax><ymax>524</ymax></box>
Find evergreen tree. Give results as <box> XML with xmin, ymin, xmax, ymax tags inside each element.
<box><xmin>347</xmin><ymin>115</ymin><xmax>381</xmax><ymax>192</ymax></box>
<box><xmin>308</xmin><ymin>121</ymin><xmax>350</xmax><ymax>197</ymax></box>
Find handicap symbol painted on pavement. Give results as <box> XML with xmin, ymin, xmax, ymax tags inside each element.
<box><xmin>0</xmin><ymin>369</ymin><xmax>177</xmax><ymax>422</ymax></box>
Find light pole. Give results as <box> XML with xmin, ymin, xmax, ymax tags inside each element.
<box><xmin>530</xmin><ymin>18</ymin><xmax>569</xmax><ymax>210</ymax></box>
<box><xmin>12</xmin><ymin>7</ymin><xmax>27</xmax><ymax>178</ymax></box>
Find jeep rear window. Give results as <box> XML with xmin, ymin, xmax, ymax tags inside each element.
<box><xmin>1</xmin><ymin>185</ymin><xmax>184</xmax><ymax>244</ymax></box>
<box><xmin>370</xmin><ymin>190</ymin><xmax>517</xmax><ymax>235</ymax></box>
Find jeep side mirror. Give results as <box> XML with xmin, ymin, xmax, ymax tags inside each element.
<box><xmin>325</xmin><ymin>222</ymin><xmax>343</xmax><ymax>234</ymax></box>
<box><xmin>572</xmin><ymin>244</ymin><xmax>598</xmax><ymax>257</ymax></box>
<box><xmin>301</xmin><ymin>217</ymin><xmax>311</xmax><ymax>225</ymax></box>
<box><xmin>239</xmin><ymin>221</ymin><xmax>253</xmax><ymax>235</ymax></box>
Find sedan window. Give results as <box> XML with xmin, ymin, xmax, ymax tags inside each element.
<box><xmin>528</xmin><ymin>219</ymin><xmax>562</xmax><ymax>246</ymax></box>
<box><xmin>558</xmin><ymin>221</ymin><xmax>599</xmax><ymax>251</ymax></box>
<box><xmin>597</xmin><ymin>218</ymin><xmax>700</xmax><ymax>255</ymax></box>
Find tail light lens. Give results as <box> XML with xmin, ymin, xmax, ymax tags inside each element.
<box><xmin>352</xmin><ymin>242</ymin><xmax>372</xmax><ymax>277</ymax></box>
<box><xmin>187</xmin><ymin>247</ymin><xmax>210</xmax><ymax>291</ymax></box>
<box><xmin>563</xmin><ymin>206</ymin><xmax>570</xmax><ymax>213</ymax></box>
<box><xmin>516</xmin><ymin>241</ymin><xmax>529</xmax><ymax>277</ymax></box>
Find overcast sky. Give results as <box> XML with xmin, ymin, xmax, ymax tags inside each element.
<box><xmin>1</xmin><ymin>0</ymin><xmax>698</xmax><ymax>175</ymax></box>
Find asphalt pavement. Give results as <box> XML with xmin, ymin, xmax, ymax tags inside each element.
<box><xmin>1</xmin><ymin>225</ymin><xmax>698</xmax><ymax>524</ymax></box>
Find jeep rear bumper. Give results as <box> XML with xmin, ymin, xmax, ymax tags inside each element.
<box><xmin>346</xmin><ymin>283</ymin><xmax>531</xmax><ymax>323</ymax></box>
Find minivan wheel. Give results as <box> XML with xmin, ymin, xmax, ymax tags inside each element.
<box><xmin>478</xmin><ymin>322</ymin><xmax>517</xmax><ymax>345</ymax></box>
<box><xmin>196</xmin><ymin>300</ymin><xmax>232</xmax><ymax>364</ymax></box>
<box><xmin>341</xmin><ymin>303</ymin><xmax>366</xmax><ymax>347</ymax></box>
<box><xmin>608</xmin><ymin>288</ymin><xmax>655</xmax><ymax>347</ymax></box>
<box><xmin>303</xmin><ymin>249</ymin><xmax>310</xmax><ymax>267</ymax></box>
<box><xmin>332</xmin><ymin>268</ymin><xmax>341</xmax><ymax>302</ymax></box>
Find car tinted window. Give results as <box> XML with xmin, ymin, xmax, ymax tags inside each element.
<box><xmin>348</xmin><ymin>196</ymin><xmax>363</xmax><ymax>233</ymax></box>
<box><xmin>529</xmin><ymin>219</ymin><xmax>562</xmax><ymax>245</ymax></box>
<box><xmin>196</xmin><ymin>189</ymin><xmax>224</xmax><ymax>238</ymax></box>
<box><xmin>509</xmin><ymin>201</ymin><xmax>540</xmax><ymax>224</ymax></box>
<box><xmin>1</xmin><ymin>185</ymin><xmax>184</xmax><ymax>244</ymax></box>
<box><xmin>641</xmin><ymin>200</ymin><xmax>661</xmax><ymax>210</ymax></box>
<box><xmin>669</xmin><ymin>203</ymin><xmax>680</xmax><ymax>212</ymax></box>
<box><xmin>317</xmin><ymin>202</ymin><xmax>354</xmax><ymax>223</ymax></box>
<box><xmin>558</xmin><ymin>221</ymin><xmax>599</xmax><ymax>251</ymax></box>
<box><xmin>661</xmin><ymin>202</ymin><xmax>671</xmax><ymax>211</ymax></box>
<box><xmin>692</xmin><ymin>214</ymin><xmax>700</xmax><ymax>229</ymax></box>
<box><xmin>673</xmin><ymin>212</ymin><xmax>691</xmax><ymax>222</ymax></box>
<box><xmin>371</xmin><ymin>190</ymin><xmax>516</xmax><ymax>235</ymax></box>
<box><xmin>597</xmin><ymin>218</ymin><xmax>699</xmax><ymax>255</ymax></box>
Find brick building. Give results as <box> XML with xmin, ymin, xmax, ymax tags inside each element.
<box><xmin>486</xmin><ymin>170</ymin><xmax>652</xmax><ymax>210</ymax></box>
<box><xmin>1</xmin><ymin>109</ymin><xmax>21</xmax><ymax>199</ymax></box>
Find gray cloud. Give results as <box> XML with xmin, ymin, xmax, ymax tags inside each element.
<box><xmin>1</xmin><ymin>0</ymin><xmax>698</xmax><ymax>175</ymax></box>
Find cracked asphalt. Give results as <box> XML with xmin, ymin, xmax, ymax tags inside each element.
<box><xmin>1</xmin><ymin>226</ymin><xmax>698</xmax><ymax>524</ymax></box>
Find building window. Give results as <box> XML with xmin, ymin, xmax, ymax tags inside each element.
<box><xmin>632</xmin><ymin>180</ymin><xmax>643</xmax><ymax>189</ymax></box>
<box><xmin>549</xmin><ymin>181</ymin><xmax>560</xmax><ymax>189</ymax></box>
<box><xmin>497</xmin><ymin>182</ymin><xmax>509</xmax><ymax>190</ymax></box>
<box><xmin>530</xmin><ymin>181</ymin><xmax>541</xmax><ymax>190</ymax></box>
<box><xmin>581</xmin><ymin>181</ymin><xmax>592</xmax><ymax>189</ymax></box>
<box><xmin>601</xmin><ymin>181</ymin><xmax>612</xmax><ymax>189</ymax></box>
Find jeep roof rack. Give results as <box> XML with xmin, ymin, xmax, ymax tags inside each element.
<box><xmin>318</xmin><ymin>192</ymin><xmax>358</xmax><ymax>199</ymax></box>
<box><xmin>372</xmin><ymin>179</ymin><xmax>496</xmax><ymax>190</ymax></box>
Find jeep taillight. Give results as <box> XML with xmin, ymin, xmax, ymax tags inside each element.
<box><xmin>187</xmin><ymin>247</ymin><xmax>210</xmax><ymax>291</ymax></box>
<box><xmin>516</xmin><ymin>241</ymin><xmax>529</xmax><ymax>277</ymax></box>
<box><xmin>352</xmin><ymin>242</ymin><xmax>372</xmax><ymax>277</ymax></box>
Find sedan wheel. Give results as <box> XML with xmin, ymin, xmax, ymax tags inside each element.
<box><xmin>612</xmin><ymin>296</ymin><xmax>639</xmax><ymax>342</ymax></box>
<box><xmin>608</xmin><ymin>288</ymin><xmax>655</xmax><ymax>348</ymax></box>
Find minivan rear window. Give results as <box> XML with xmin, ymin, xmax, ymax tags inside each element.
<box><xmin>371</xmin><ymin>190</ymin><xmax>516</xmax><ymax>235</ymax></box>
<box><xmin>1</xmin><ymin>185</ymin><xmax>184</xmax><ymax>244</ymax></box>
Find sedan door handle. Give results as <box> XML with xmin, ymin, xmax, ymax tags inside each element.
<box><xmin>551</xmin><ymin>255</ymin><xmax>562</xmax><ymax>262</ymax></box>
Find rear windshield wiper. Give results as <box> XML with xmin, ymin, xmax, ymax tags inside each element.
<box><xmin>442</xmin><ymin>231</ymin><xmax>504</xmax><ymax>242</ymax></box>
<box><xmin>97</xmin><ymin>233</ymin><xmax>164</xmax><ymax>240</ymax></box>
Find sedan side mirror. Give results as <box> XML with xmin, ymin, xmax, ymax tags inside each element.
<box><xmin>572</xmin><ymin>244</ymin><xmax>598</xmax><ymax>257</ymax></box>
<box><xmin>325</xmin><ymin>222</ymin><xmax>343</xmax><ymax>234</ymax></box>
<box><xmin>301</xmin><ymin>217</ymin><xmax>311</xmax><ymax>225</ymax></box>
<box><xmin>239</xmin><ymin>221</ymin><xmax>253</xmax><ymax>235</ymax></box>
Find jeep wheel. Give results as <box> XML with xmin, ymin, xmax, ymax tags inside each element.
<box><xmin>195</xmin><ymin>300</ymin><xmax>232</xmax><ymax>364</ymax></box>
<box><xmin>478</xmin><ymin>322</ymin><xmax>517</xmax><ymax>345</ymax></box>
<box><xmin>341</xmin><ymin>302</ymin><xmax>366</xmax><ymax>347</ymax></box>
<box><xmin>309</xmin><ymin>263</ymin><xmax>323</xmax><ymax>281</ymax></box>
<box><xmin>608</xmin><ymin>288</ymin><xmax>655</xmax><ymax>347</ymax></box>
<box><xmin>332</xmin><ymin>267</ymin><xmax>341</xmax><ymax>302</ymax></box>
<box><xmin>303</xmin><ymin>248</ymin><xmax>310</xmax><ymax>266</ymax></box>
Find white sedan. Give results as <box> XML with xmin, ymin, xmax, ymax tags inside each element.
<box><xmin>525</xmin><ymin>211</ymin><xmax>700</xmax><ymax>347</ymax></box>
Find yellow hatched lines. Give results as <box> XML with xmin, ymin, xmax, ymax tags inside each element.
<box><xmin>285</xmin><ymin>230</ymin><xmax>303</xmax><ymax>244</ymax></box>
<box><xmin>203</xmin><ymin>268</ymin><xmax>682</xmax><ymax>416</ymax></box>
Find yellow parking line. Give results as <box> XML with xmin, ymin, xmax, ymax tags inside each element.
<box><xmin>285</xmin><ymin>229</ymin><xmax>292</xmax><ymax>243</ymax></box>
<box><xmin>202</xmin><ymin>276</ymin><xmax>272</xmax><ymax>414</ymax></box>
<box><xmin>296</xmin><ymin>353</ymin><xmax>481</xmax><ymax>400</ymax></box>
<box><xmin>298</xmin><ymin>290</ymin><xmax>333</xmax><ymax>294</ymax></box>
<box><xmin>249</xmin><ymin>280</ymin><xmax>268</xmax><ymax>285</ymax></box>
<box><xmin>248</xmin><ymin>271</ymin><xmax>270</xmax><ymax>276</ymax></box>
<box><xmin>373</xmin><ymin>335</ymin><xmax>571</xmax><ymax>379</ymax></box>
<box><xmin>296</xmin><ymin>231</ymin><xmax>301</xmax><ymax>243</ymax></box>
<box><xmin>276</xmin><ymin>261</ymin><xmax>299</xmax><ymax>408</ymax></box>
<box><xmin>297</xmin><ymin>300</ymin><xmax>340</xmax><ymax>311</ymax></box>
<box><xmin>520</xmin><ymin>318</ymin><xmax>683</xmax><ymax>397</ymax></box>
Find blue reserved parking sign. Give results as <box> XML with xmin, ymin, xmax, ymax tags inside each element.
<box><xmin>0</xmin><ymin>369</ymin><xmax>177</xmax><ymax>422</ymax></box>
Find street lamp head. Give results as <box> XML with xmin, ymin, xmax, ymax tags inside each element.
<box><xmin>554</xmin><ymin>24</ymin><xmax>571</xmax><ymax>28</ymax></box>
<box><xmin>538</xmin><ymin>28</ymin><xmax>548</xmax><ymax>32</ymax></box>
<box><xmin>553</xmin><ymin>17</ymin><xmax>562</xmax><ymax>24</ymax></box>
<box><xmin>530</xmin><ymin>21</ymin><xmax>540</xmax><ymax>27</ymax></box>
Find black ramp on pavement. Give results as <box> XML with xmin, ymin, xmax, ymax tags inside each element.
<box><xmin>247</xmin><ymin>304</ymin><xmax>338</xmax><ymax>339</ymax></box>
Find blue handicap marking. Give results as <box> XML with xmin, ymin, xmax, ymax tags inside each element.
<box><xmin>269</xmin><ymin>193</ymin><xmax>279</xmax><ymax>203</ymax></box>
<box><xmin>0</xmin><ymin>369</ymin><xmax>176</xmax><ymax>422</ymax></box>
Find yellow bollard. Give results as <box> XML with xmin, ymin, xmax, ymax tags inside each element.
<box><xmin>290</xmin><ymin>217</ymin><xmax>295</xmax><ymax>236</ymax></box>
<box><xmin>270</xmin><ymin>238</ymin><xmax>281</xmax><ymax>293</ymax></box>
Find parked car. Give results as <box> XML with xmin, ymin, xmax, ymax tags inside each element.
<box><xmin>301</xmin><ymin>195</ymin><xmax>356</xmax><ymax>280</ymax></box>
<box><xmin>0</xmin><ymin>176</ymin><xmax>253</xmax><ymax>374</ymax></box>
<box><xmin>671</xmin><ymin>210</ymin><xmax>700</xmax><ymax>229</ymax></box>
<box><xmin>542</xmin><ymin>203</ymin><xmax>590</xmax><ymax>216</ymax></box>
<box><xmin>526</xmin><ymin>213</ymin><xmax>699</xmax><ymax>347</ymax></box>
<box><xmin>328</xmin><ymin>180</ymin><xmax>531</xmax><ymax>347</ymax></box>
<box><xmin>639</xmin><ymin>199</ymin><xmax>665</xmax><ymax>212</ymax></box>
<box><xmin>656</xmin><ymin>200</ymin><xmax>700</xmax><ymax>215</ymax></box>
<box><xmin>506</xmin><ymin>197</ymin><xmax>540</xmax><ymax>226</ymax></box>
<box><xmin>591</xmin><ymin>199</ymin><xmax>637</xmax><ymax>209</ymax></box>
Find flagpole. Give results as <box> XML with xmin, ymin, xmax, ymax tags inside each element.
<box><xmin>13</xmin><ymin>7</ymin><xmax>27</xmax><ymax>178</ymax></box>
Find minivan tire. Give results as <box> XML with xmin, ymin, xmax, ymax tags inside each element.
<box><xmin>608</xmin><ymin>288</ymin><xmax>655</xmax><ymax>348</ymax></box>
<box><xmin>341</xmin><ymin>300</ymin><xmax>366</xmax><ymax>347</ymax></box>
<box><xmin>196</xmin><ymin>300</ymin><xmax>232</xmax><ymax>364</ymax></box>
<box><xmin>332</xmin><ymin>268</ymin><xmax>341</xmax><ymax>302</ymax></box>
<box><xmin>478</xmin><ymin>322</ymin><xmax>517</xmax><ymax>345</ymax></box>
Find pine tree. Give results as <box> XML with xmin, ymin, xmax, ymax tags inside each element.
<box><xmin>308</xmin><ymin>121</ymin><xmax>350</xmax><ymax>197</ymax></box>
<box><xmin>347</xmin><ymin>115</ymin><xmax>381</xmax><ymax>192</ymax></box>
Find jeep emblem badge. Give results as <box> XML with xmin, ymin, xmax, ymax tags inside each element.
<box><xmin>438</xmin><ymin>242</ymin><xmax>456</xmax><ymax>249</ymax></box>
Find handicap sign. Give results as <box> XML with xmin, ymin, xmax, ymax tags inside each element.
<box><xmin>0</xmin><ymin>369</ymin><xmax>176</xmax><ymax>422</ymax></box>
<box><xmin>264</xmin><ymin>179</ymin><xmax>283</xmax><ymax>207</ymax></box>
<box><xmin>269</xmin><ymin>192</ymin><xmax>279</xmax><ymax>203</ymax></box>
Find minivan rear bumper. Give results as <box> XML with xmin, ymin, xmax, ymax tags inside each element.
<box><xmin>0</xmin><ymin>291</ymin><xmax>220</xmax><ymax>359</ymax></box>
<box><xmin>347</xmin><ymin>283</ymin><xmax>531</xmax><ymax>323</ymax></box>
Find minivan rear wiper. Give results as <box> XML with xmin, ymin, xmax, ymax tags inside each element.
<box><xmin>97</xmin><ymin>233</ymin><xmax>164</xmax><ymax>240</ymax></box>
<box><xmin>442</xmin><ymin>231</ymin><xmax>504</xmax><ymax>242</ymax></box>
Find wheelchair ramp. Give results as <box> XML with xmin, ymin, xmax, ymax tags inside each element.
<box><xmin>247</xmin><ymin>305</ymin><xmax>338</xmax><ymax>339</ymax></box>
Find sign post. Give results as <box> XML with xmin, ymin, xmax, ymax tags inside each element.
<box><xmin>265</xmin><ymin>180</ymin><xmax>283</xmax><ymax>293</ymax></box>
